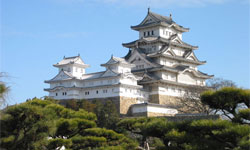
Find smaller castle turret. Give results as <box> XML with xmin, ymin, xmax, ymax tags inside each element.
<box><xmin>53</xmin><ymin>55</ymin><xmax>89</xmax><ymax>79</ymax></box>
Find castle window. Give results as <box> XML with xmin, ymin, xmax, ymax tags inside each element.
<box><xmin>148</xmin><ymin>31</ymin><xmax>150</xmax><ymax>36</ymax></box>
<box><xmin>65</xmin><ymin>92</ymin><xmax>67</xmax><ymax>95</ymax></box>
<box><xmin>151</xmin><ymin>30</ymin><xmax>154</xmax><ymax>35</ymax></box>
<box><xmin>56</xmin><ymin>93</ymin><xmax>58</xmax><ymax>96</ymax></box>
<box><xmin>144</xmin><ymin>32</ymin><xmax>146</xmax><ymax>36</ymax></box>
<box><xmin>85</xmin><ymin>91</ymin><xmax>89</xmax><ymax>95</ymax></box>
<box><xmin>96</xmin><ymin>90</ymin><xmax>98</xmax><ymax>94</ymax></box>
<box><xmin>103</xmin><ymin>89</ymin><xmax>108</xmax><ymax>93</ymax></box>
<box><xmin>62</xmin><ymin>92</ymin><xmax>64</xmax><ymax>95</ymax></box>
<box><xmin>152</xmin><ymin>45</ymin><xmax>156</xmax><ymax>51</ymax></box>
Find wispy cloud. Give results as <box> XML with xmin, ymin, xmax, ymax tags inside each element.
<box><xmin>51</xmin><ymin>0</ymin><xmax>242</xmax><ymax>7</ymax></box>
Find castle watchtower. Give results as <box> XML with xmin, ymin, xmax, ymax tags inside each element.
<box><xmin>53</xmin><ymin>55</ymin><xmax>89</xmax><ymax>79</ymax></box>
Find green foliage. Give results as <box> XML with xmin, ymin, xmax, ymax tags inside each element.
<box><xmin>1</xmin><ymin>98</ymin><xmax>137</xmax><ymax>150</ymax></box>
<box><xmin>201</xmin><ymin>87</ymin><xmax>250</xmax><ymax>122</ymax></box>
<box><xmin>94</xmin><ymin>100</ymin><xmax>120</xmax><ymax>130</ymax></box>
<box><xmin>238</xmin><ymin>108</ymin><xmax>250</xmax><ymax>121</ymax></box>
<box><xmin>48</xmin><ymin>138</ymin><xmax>72</xmax><ymax>149</ymax></box>
<box><xmin>117</xmin><ymin>117</ymin><xmax>250</xmax><ymax>150</ymax></box>
<box><xmin>65</xmin><ymin>99</ymin><xmax>119</xmax><ymax>130</ymax></box>
<box><xmin>0</xmin><ymin>101</ymin><xmax>54</xmax><ymax>149</ymax></box>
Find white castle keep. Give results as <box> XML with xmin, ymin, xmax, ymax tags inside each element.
<box><xmin>45</xmin><ymin>10</ymin><xmax>213</xmax><ymax>117</ymax></box>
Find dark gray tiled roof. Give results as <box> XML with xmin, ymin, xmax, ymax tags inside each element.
<box><xmin>131</xmin><ymin>11</ymin><xmax>189</xmax><ymax>32</ymax></box>
<box><xmin>122</xmin><ymin>36</ymin><xmax>198</xmax><ymax>50</ymax></box>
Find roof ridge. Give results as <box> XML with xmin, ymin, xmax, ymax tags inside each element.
<box><xmin>64</xmin><ymin>55</ymin><xmax>79</xmax><ymax>59</ymax></box>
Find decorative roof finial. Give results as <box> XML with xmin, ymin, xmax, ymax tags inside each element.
<box><xmin>63</xmin><ymin>56</ymin><xmax>65</xmax><ymax>59</ymax></box>
<box><xmin>111</xmin><ymin>54</ymin><xmax>113</xmax><ymax>58</ymax></box>
<box><xmin>170</xmin><ymin>13</ymin><xmax>172</xmax><ymax>19</ymax></box>
<box><xmin>148</xmin><ymin>7</ymin><xmax>150</xmax><ymax>13</ymax></box>
<box><xmin>78</xmin><ymin>53</ymin><xmax>80</xmax><ymax>56</ymax></box>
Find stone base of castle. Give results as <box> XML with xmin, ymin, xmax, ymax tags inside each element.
<box><xmin>58</xmin><ymin>94</ymin><xmax>199</xmax><ymax>116</ymax></box>
<box><xmin>149</xmin><ymin>94</ymin><xmax>198</xmax><ymax>113</ymax></box>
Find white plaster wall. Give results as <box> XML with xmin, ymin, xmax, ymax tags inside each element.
<box><xmin>58</xmin><ymin>65</ymin><xmax>85</xmax><ymax>79</ymax></box>
<box><xmin>117</xmin><ymin>66</ymin><xmax>131</xmax><ymax>73</ymax></box>
<box><xmin>139</xmin><ymin>27</ymin><xmax>159</xmax><ymax>38</ymax></box>
<box><xmin>72</xmin><ymin>66</ymin><xmax>85</xmax><ymax>79</ymax></box>
<box><xmin>148</xmin><ymin>106</ymin><xmax>178</xmax><ymax>114</ymax></box>
<box><xmin>172</xmin><ymin>47</ymin><xmax>185</xmax><ymax>56</ymax></box>
<box><xmin>132</xmin><ymin>106</ymin><xmax>147</xmax><ymax>113</ymax></box>
<box><xmin>162</xmin><ymin>72</ymin><xmax>176</xmax><ymax>81</ymax></box>
<box><xmin>157</xmin><ymin>57</ymin><xmax>177</xmax><ymax>67</ymax></box>
<box><xmin>159</xmin><ymin>27</ymin><xmax>177</xmax><ymax>39</ymax></box>
<box><xmin>155</xmin><ymin>71</ymin><xmax>176</xmax><ymax>81</ymax></box>
<box><xmin>178</xmin><ymin>72</ymin><xmax>196</xmax><ymax>85</ymax></box>
<box><xmin>181</xmin><ymin>62</ymin><xmax>198</xmax><ymax>71</ymax></box>
<box><xmin>80</xmin><ymin>87</ymin><xmax>120</xmax><ymax>99</ymax></box>
<box><xmin>120</xmin><ymin>77</ymin><xmax>137</xmax><ymax>86</ymax></box>
<box><xmin>150</xmin><ymin>85</ymin><xmax>186</xmax><ymax>97</ymax></box>
<box><xmin>132</xmin><ymin>105</ymin><xmax>178</xmax><ymax>115</ymax></box>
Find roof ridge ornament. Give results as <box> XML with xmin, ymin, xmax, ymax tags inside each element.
<box><xmin>170</xmin><ymin>13</ymin><xmax>172</xmax><ymax>20</ymax></box>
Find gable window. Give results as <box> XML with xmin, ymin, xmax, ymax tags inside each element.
<box><xmin>151</xmin><ymin>30</ymin><xmax>154</xmax><ymax>35</ymax></box>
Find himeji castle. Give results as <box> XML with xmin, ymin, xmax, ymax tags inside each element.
<box><xmin>45</xmin><ymin>9</ymin><xmax>213</xmax><ymax>117</ymax></box>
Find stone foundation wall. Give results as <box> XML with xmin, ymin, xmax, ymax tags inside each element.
<box><xmin>149</xmin><ymin>94</ymin><xmax>160</xmax><ymax>104</ymax></box>
<box><xmin>149</xmin><ymin>94</ymin><xmax>196</xmax><ymax>113</ymax></box>
<box><xmin>149</xmin><ymin>94</ymin><xmax>180</xmax><ymax>106</ymax></box>
<box><xmin>120</xmin><ymin>97</ymin><xmax>138</xmax><ymax>116</ymax></box>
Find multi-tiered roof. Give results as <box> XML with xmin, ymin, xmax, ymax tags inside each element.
<box><xmin>122</xmin><ymin>9</ymin><xmax>213</xmax><ymax>87</ymax></box>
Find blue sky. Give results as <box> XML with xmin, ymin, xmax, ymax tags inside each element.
<box><xmin>1</xmin><ymin>0</ymin><xmax>249</xmax><ymax>105</ymax></box>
